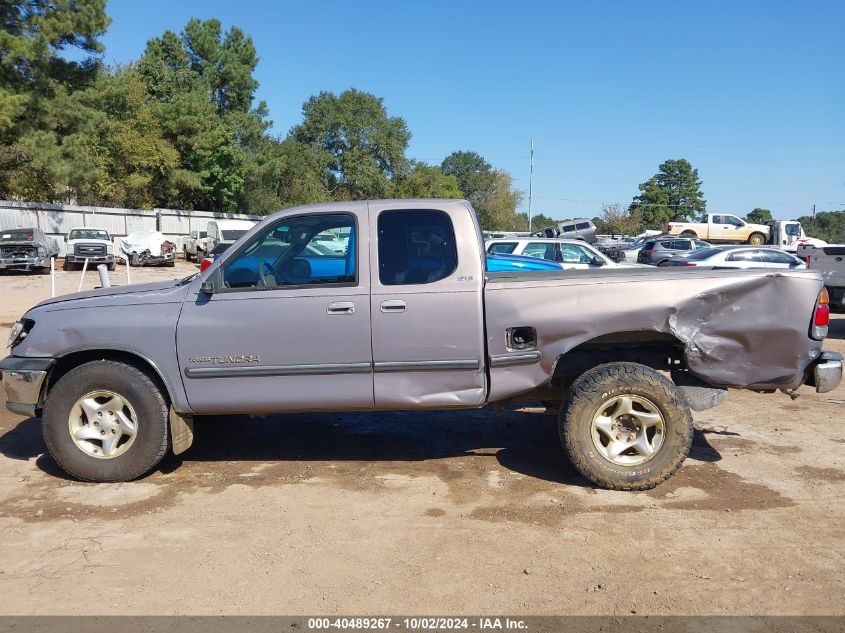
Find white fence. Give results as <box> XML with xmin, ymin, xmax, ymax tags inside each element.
<box><xmin>0</xmin><ymin>200</ymin><xmax>262</xmax><ymax>256</ymax></box>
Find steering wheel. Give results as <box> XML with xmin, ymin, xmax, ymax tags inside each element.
<box><xmin>257</xmin><ymin>260</ymin><xmax>275</xmax><ymax>287</ymax></box>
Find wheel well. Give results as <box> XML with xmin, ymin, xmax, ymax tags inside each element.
<box><xmin>550</xmin><ymin>333</ymin><xmax>687</xmax><ymax>388</ymax></box>
<box><xmin>680</xmin><ymin>230</ymin><xmax>697</xmax><ymax>237</ymax></box>
<box><xmin>44</xmin><ymin>350</ymin><xmax>171</xmax><ymax>410</ymax></box>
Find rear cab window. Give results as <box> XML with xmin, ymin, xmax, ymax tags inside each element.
<box><xmin>378</xmin><ymin>210</ymin><xmax>458</xmax><ymax>285</ymax></box>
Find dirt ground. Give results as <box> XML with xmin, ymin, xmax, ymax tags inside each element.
<box><xmin>0</xmin><ymin>260</ymin><xmax>843</xmax><ymax>615</ymax></box>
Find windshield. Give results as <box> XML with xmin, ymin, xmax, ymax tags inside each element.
<box><xmin>69</xmin><ymin>229</ymin><xmax>110</xmax><ymax>240</ymax></box>
<box><xmin>0</xmin><ymin>229</ymin><xmax>36</xmax><ymax>241</ymax></box>
<box><xmin>221</xmin><ymin>230</ymin><xmax>248</xmax><ymax>241</ymax></box>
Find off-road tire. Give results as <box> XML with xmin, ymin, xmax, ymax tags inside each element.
<box><xmin>560</xmin><ymin>362</ymin><xmax>693</xmax><ymax>490</ymax></box>
<box><xmin>747</xmin><ymin>232</ymin><xmax>766</xmax><ymax>246</ymax></box>
<box><xmin>42</xmin><ymin>361</ymin><xmax>169</xmax><ymax>482</ymax></box>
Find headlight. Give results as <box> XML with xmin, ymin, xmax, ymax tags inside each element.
<box><xmin>7</xmin><ymin>319</ymin><xmax>34</xmax><ymax>348</ymax></box>
<box><xmin>106</xmin><ymin>243</ymin><xmax>113</xmax><ymax>254</ymax></box>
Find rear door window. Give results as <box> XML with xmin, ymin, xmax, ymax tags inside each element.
<box><xmin>488</xmin><ymin>242</ymin><xmax>517</xmax><ymax>255</ymax></box>
<box><xmin>561</xmin><ymin>224</ymin><xmax>576</xmax><ymax>233</ymax></box>
<box><xmin>726</xmin><ymin>250</ymin><xmax>763</xmax><ymax>262</ymax></box>
<box><xmin>522</xmin><ymin>242</ymin><xmax>557</xmax><ymax>261</ymax></box>
<box><xmin>672</xmin><ymin>241</ymin><xmax>692</xmax><ymax>250</ymax></box>
<box><xmin>575</xmin><ymin>222</ymin><xmax>591</xmax><ymax>230</ymax></box>
<box><xmin>378</xmin><ymin>210</ymin><xmax>458</xmax><ymax>285</ymax></box>
<box><xmin>759</xmin><ymin>250</ymin><xmax>795</xmax><ymax>264</ymax></box>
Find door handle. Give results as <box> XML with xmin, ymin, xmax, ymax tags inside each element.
<box><xmin>327</xmin><ymin>301</ymin><xmax>355</xmax><ymax>315</ymax></box>
<box><xmin>380</xmin><ymin>300</ymin><xmax>407</xmax><ymax>313</ymax></box>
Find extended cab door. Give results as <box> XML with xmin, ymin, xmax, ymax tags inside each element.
<box><xmin>368</xmin><ymin>200</ymin><xmax>487</xmax><ymax>408</ymax></box>
<box><xmin>176</xmin><ymin>203</ymin><xmax>374</xmax><ymax>414</ymax></box>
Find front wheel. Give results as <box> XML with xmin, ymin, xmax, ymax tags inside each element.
<box><xmin>42</xmin><ymin>360</ymin><xmax>170</xmax><ymax>482</ymax></box>
<box><xmin>747</xmin><ymin>232</ymin><xmax>766</xmax><ymax>245</ymax></box>
<box><xmin>559</xmin><ymin>362</ymin><xmax>693</xmax><ymax>490</ymax></box>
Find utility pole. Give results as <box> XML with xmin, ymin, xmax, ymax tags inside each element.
<box><xmin>528</xmin><ymin>139</ymin><xmax>534</xmax><ymax>232</ymax></box>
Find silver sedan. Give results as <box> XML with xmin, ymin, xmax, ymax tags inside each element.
<box><xmin>668</xmin><ymin>246</ymin><xmax>807</xmax><ymax>269</ymax></box>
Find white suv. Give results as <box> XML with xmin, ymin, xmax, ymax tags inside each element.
<box><xmin>485</xmin><ymin>238</ymin><xmax>644</xmax><ymax>269</ymax></box>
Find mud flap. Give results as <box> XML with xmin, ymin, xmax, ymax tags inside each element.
<box><xmin>169</xmin><ymin>408</ymin><xmax>194</xmax><ymax>455</ymax></box>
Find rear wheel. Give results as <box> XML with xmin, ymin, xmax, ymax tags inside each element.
<box><xmin>559</xmin><ymin>362</ymin><xmax>693</xmax><ymax>490</ymax></box>
<box><xmin>747</xmin><ymin>232</ymin><xmax>766</xmax><ymax>245</ymax></box>
<box><xmin>42</xmin><ymin>361</ymin><xmax>169</xmax><ymax>482</ymax></box>
<box><xmin>657</xmin><ymin>260</ymin><xmax>670</xmax><ymax>267</ymax></box>
<box><xmin>680</xmin><ymin>231</ymin><xmax>697</xmax><ymax>238</ymax></box>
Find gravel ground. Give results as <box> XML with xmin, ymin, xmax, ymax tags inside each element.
<box><xmin>0</xmin><ymin>261</ymin><xmax>843</xmax><ymax>615</ymax></box>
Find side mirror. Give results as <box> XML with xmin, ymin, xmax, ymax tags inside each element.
<box><xmin>200</xmin><ymin>279</ymin><xmax>215</xmax><ymax>295</ymax></box>
<box><xmin>591</xmin><ymin>257</ymin><xmax>605</xmax><ymax>267</ymax></box>
<box><xmin>63</xmin><ymin>236</ymin><xmax>68</xmax><ymax>242</ymax></box>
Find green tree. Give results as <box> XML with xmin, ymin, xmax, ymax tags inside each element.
<box><xmin>394</xmin><ymin>162</ymin><xmax>462</xmax><ymax>199</ymax></box>
<box><xmin>291</xmin><ymin>89</ymin><xmax>411</xmax><ymax>200</ymax></box>
<box><xmin>599</xmin><ymin>203</ymin><xmax>643</xmax><ymax>235</ymax></box>
<box><xmin>138</xmin><ymin>18</ymin><xmax>268</xmax><ymax>211</ymax></box>
<box><xmin>441</xmin><ymin>150</ymin><xmax>523</xmax><ymax>230</ymax></box>
<box><xmin>746</xmin><ymin>208</ymin><xmax>773</xmax><ymax>224</ymax></box>
<box><xmin>238</xmin><ymin>138</ymin><xmax>330</xmax><ymax>214</ymax></box>
<box><xmin>797</xmin><ymin>210</ymin><xmax>845</xmax><ymax>243</ymax></box>
<box><xmin>630</xmin><ymin>159</ymin><xmax>706</xmax><ymax>228</ymax></box>
<box><xmin>0</xmin><ymin>0</ymin><xmax>111</xmax><ymax>202</ymax></box>
<box><xmin>0</xmin><ymin>0</ymin><xmax>110</xmax><ymax>133</ymax></box>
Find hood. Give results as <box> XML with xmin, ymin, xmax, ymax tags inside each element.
<box><xmin>28</xmin><ymin>278</ymin><xmax>193</xmax><ymax>313</ymax></box>
<box><xmin>0</xmin><ymin>239</ymin><xmax>45</xmax><ymax>248</ymax></box>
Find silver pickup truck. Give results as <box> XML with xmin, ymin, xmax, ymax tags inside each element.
<box><xmin>1</xmin><ymin>200</ymin><xmax>841</xmax><ymax>490</ymax></box>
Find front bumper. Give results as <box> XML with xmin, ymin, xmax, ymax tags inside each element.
<box><xmin>66</xmin><ymin>254</ymin><xmax>114</xmax><ymax>264</ymax></box>
<box><xmin>0</xmin><ymin>256</ymin><xmax>49</xmax><ymax>271</ymax></box>
<box><xmin>805</xmin><ymin>351</ymin><xmax>843</xmax><ymax>394</ymax></box>
<box><xmin>0</xmin><ymin>356</ymin><xmax>55</xmax><ymax>417</ymax></box>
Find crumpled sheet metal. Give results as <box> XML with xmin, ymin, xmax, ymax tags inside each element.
<box><xmin>484</xmin><ymin>268</ymin><xmax>824</xmax><ymax>401</ymax></box>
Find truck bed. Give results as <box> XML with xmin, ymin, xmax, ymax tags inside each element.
<box><xmin>483</xmin><ymin>267</ymin><xmax>824</xmax><ymax>401</ymax></box>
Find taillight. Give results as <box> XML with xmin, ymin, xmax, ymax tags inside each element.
<box><xmin>642</xmin><ymin>249</ymin><xmax>655</xmax><ymax>255</ymax></box>
<box><xmin>811</xmin><ymin>288</ymin><xmax>830</xmax><ymax>339</ymax></box>
<box><xmin>804</xmin><ymin>255</ymin><xmax>811</xmax><ymax>267</ymax></box>
<box><xmin>681</xmin><ymin>263</ymin><xmax>696</xmax><ymax>267</ymax></box>
<box><xmin>200</xmin><ymin>257</ymin><xmax>212</xmax><ymax>272</ymax></box>
<box><xmin>666</xmin><ymin>224</ymin><xmax>673</xmax><ymax>231</ymax></box>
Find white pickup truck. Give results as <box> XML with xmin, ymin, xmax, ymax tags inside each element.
<box><xmin>666</xmin><ymin>213</ymin><xmax>770</xmax><ymax>245</ymax></box>
<box><xmin>183</xmin><ymin>229</ymin><xmax>209</xmax><ymax>262</ymax></box>
<box><xmin>798</xmin><ymin>244</ymin><xmax>845</xmax><ymax>309</ymax></box>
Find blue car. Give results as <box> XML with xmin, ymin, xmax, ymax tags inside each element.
<box><xmin>208</xmin><ymin>241</ymin><xmax>563</xmax><ymax>283</ymax></box>
<box><xmin>486</xmin><ymin>253</ymin><xmax>564</xmax><ymax>272</ymax></box>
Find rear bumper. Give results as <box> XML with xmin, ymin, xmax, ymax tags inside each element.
<box><xmin>0</xmin><ymin>356</ymin><xmax>55</xmax><ymax>417</ymax></box>
<box><xmin>805</xmin><ymin>351</ymin><xmax>843</xmax><ymax>394</ymax></box>
<box><xmin>0</xmin><ymin>256</ymin><xmax>49</xmax><ymax>270</ymax></box>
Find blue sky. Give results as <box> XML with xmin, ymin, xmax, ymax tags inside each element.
<box><xmin>99</xmin><ymin>0</ymin><xmax>844</xmax><ymax>220</ymax></box>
